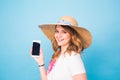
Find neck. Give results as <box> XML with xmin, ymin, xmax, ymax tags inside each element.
<box><xmin>61</xmin><ymin>45</ymin><xmax>69</xmax><ymax>54</ymax></box>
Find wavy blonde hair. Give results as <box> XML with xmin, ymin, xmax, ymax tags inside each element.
<box><xmin>51</xmin><ymin>25</ymin><xmax>84</xmax><ymax>60</ymax></box>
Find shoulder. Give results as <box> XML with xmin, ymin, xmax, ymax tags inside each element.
<box><xmin>64</xmin><ymin>51</ymin><xmax>86</xmax><ymax>75</ymax></box>
<box><xmin>65</xmin><ymin>51</ymin><xmax>81</xmax><ymax>59</ymax></box>
<box><xmin>64</xmin><ymin>51</ymin><xmax>83</xmax><ymax>64</ymax></box>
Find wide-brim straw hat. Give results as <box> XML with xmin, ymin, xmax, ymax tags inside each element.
<box><xmin>39</xmin><ymin>16</ymin><xmax>92</xmax><ymax>48</ymax></box>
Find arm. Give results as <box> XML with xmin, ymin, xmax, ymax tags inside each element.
<box><xmin>39</xmin><ymin>65</ymin><xmax>47</xmax><ymax>80</ymax></box>
<box><xmin>72</xmin><ymin>73</ymin><xmax>87</xmax><ymax>80</ymax></box>
<box><xmin>30</xmin><ymin>48</ymin><xmax>48</xmax><ymax>80</ymax></box>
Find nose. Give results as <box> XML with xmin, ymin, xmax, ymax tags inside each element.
<box><xmin>57</xmin><ymin>32</ymin><xmax>62</xmax><ymax>38</ymax></box>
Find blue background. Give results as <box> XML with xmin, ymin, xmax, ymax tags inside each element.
<box><xmin>0</xmin><ymin>0</ymin><xmax>120</xmax><ymax>80</ymax></box>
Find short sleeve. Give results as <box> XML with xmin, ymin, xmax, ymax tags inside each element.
<box><xmin>66</xmin><ymin>52</ymin><xmax>86</xmax><ymax>75</ymax></box>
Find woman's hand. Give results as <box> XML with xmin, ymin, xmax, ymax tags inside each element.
<box><xmin>30</xmin><ymin>48</ymin><xmax>48</xmax><ymax>80</ymax></box>
<box><xmin>30</xmin><ymin>48</ymin><xmax>45</xmax><ymax>65</ymax></box>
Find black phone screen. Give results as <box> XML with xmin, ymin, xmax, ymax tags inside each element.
<box><xmin>32</xmin><ymin>42</ymin><xmax>40</xmax><ymax>56</ymax></box>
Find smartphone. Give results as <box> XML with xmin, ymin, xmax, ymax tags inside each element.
<box><xmin>32</xmin><ymin>40</ymin><xmax>40</xmax><ymax>57</ymax></box>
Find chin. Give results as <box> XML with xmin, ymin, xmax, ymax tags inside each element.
<box><xmin>58</xmin><ymin>43</ymin><xmax>63</xmax><ymax>46</ymax></box>
<box><xmin>58</xmin><ymin>44</ymin><xmax>62</xmax><ymax>46</ymax></box>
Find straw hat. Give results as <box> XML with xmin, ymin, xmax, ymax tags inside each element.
<box><xmin>39</xmin><ymin>16</ymin><xmax>92</xmax><ymax>48</ymax></box>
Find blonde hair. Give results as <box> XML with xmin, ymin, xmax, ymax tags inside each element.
<box><xmin>51</xmin><ymin>25</ymin><xmax>84</xmax><ymax>60</ymax></box>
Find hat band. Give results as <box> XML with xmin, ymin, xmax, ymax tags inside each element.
<box><xmin>57</xmin><ymin>20</ymin><xmax>72</xmax><ymax>26</ymax></box>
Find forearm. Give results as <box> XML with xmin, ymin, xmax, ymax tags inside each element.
<box><xmin>38</xmin><ymin>61</ymin><xmax>47</xmax><ymax>80</ymax></box>
<box><xmin>39</xmin><ymin>66</ymin><xmax>48</xmax><ymax>80</ymax></box>
<box><xmin>72</xmin><ymin>73</ymin><xmax>87</xmax><ymax>80</ymax></box>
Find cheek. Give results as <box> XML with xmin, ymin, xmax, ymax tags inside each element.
<box><xmin>54</xmin><ymin>34</ymin><xmax>57</xmax><ymax>39</ymax></box>
<box><xmin>67</xmin><ymin>37</ymin><xmax>71</xmax><ymax>43</ymax></box>
<box><xmin>64</xmin><ymin>35</ymin><xmax>71</xmax><ymax>42</ymax></box>
<box><xmin>54</xmin><ymin>34</ymin><xmax>56</xmax><ymax>38</ymax></box>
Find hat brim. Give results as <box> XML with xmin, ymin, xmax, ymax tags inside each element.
<box><xmin>39</xmin><ymin>24</ymin><xmax>92</xmax><ymax>48</ymax></box>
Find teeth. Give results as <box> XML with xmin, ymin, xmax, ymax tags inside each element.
<box><xmin>58</xmin><ymin>39</ymin><xmax>64</xmax><ymax>42</ymax></box>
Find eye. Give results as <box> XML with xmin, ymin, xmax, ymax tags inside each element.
<box><xmin>55</xmin><ymin>30</ymin><xmax>59</xmax><ymax>33</ymax></box>
<box><xmin>62</xmin><ymin>31</ymin><xmax>67</xmax><ymax>33</ymax></box>
<box><xmin>61</xmin><ymin>30</ymin><xmax>67</xmax><ymax>34</ymax></box>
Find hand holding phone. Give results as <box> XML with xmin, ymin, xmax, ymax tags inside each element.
<box><xmin>32</xmin><ymin>40</ymin><xmax>40</xmax><ymax>57</ymax></box>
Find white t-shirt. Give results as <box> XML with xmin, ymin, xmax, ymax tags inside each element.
<box><xmin>47</xmin><ymin>51</ymin><xmax>86</xmax><ymax>80</ymax></box>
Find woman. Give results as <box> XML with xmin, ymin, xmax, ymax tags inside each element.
<box><xmin>31</xmin><ymin>16</ymin><xmax>92</xmax><ymax>80</ymax></box>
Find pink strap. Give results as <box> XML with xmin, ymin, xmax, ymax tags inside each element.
<box><xmin>47</xmin><ymin>60</ymin><xmax>56</xmax><ymax>74</ymax></box>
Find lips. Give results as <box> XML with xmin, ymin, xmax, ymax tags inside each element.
<box><xmin>57</xmin><ymin>39</ymin><xmax>64</xmax><ymax>43</ymax></box>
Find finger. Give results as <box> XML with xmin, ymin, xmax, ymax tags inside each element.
<box><xmin>40</xmin><ymin>47</ymin><xmax>43</xmax><ymax>54</ymax></box>
<box><xmin>30</xmin><ymin>46</ymin><xmax>32</xmax><ymax>56</ymax></box>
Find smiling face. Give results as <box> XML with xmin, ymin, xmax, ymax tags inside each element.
<box><xmin>54</xmin><ymin>25</ymin><xmax>71</xmax><ymax>48</ymax></box>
